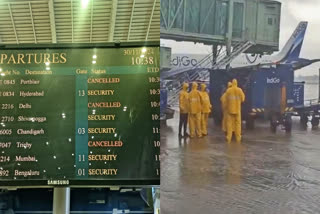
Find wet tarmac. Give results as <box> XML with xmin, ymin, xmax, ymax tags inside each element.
<box><xmin>161</xmin><ymin>112</ymin><xmax>320</xmax><ymax>214</ymax></box>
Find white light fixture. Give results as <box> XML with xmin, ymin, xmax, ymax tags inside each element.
<box><xmin>45</xmin><ymin>62</ymin><xmax>50</xmax><ymax>66</ymax></box>
<box><xmin>46</xmin><ymin>67</ymin><xmax>50</xmax><ymax>70</ymax></box>
<box><xmin>0</xmin><ymin>68</ymin><xmax>2</xmax><ymax>72</ymax></box>
<box><xmin>92</xmin><ymin>55</ymin><xmax>97</xmax><ymax>59</ymax></box>
<box><xmin>142</xmin><ymin>48</ymin><xmax>147</xmax><ymax>53</ymax></box>
<box><xmin>92</xmin><ymin>60</ymin><xmax>96</xmax><ymax>64</ymax></box>
<box><xmin>0</xmin><ymin>73</ymin><xmax>5</xmax><ymax>76</ymax></box>
<box><xmin>81</xmin><ymin>0</ymin><xmax>89</xmax><ymax>9</ymax></box>
<box><xmin>140</xmin><ymin>54</ymin><xmax>145</xmax><ymax>58</ymax></box>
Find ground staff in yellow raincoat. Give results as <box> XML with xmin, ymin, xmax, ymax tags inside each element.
<box><xmin>179</xmin><ymin>83</ymin><xmax>189</xmax><ymax>137</ymax></box>
<box><xmin>188</xmin><ymin>82</ymin><xmax>202</xmax><ymax>138</ymax></box>
<box><xmin>199</xmin><ymin>84</ymin><xmax>212</xmax><ymax>136</ymax></box>
<box><xmin>220</xmin><ymin>82</ymin><xmax>232</xmax><ymax>133</ymax></box>
<box><xmin>225</xmin><ymin>79</ymin><xmax>245</xmax><ymax>143</ymax></box>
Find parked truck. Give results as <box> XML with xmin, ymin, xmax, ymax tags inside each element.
<box><xmin>210</xmin><ymin>65</ymin><xmax>320</xmax><ymax>133</ymax></box>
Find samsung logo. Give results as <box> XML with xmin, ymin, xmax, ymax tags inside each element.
<box><xmin>266</xmin><ymin>77</ymin><xmax>280</xmax><ymax>84</ymax></box>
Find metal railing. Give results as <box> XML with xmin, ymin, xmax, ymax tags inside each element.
<box><xmin>166</xmin><ymin>40</ymin><xmax>255</xmax><ymax>106</ymax></box>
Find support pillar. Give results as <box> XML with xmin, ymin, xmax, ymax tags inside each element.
<box><xmin>226</xmin><ymin>0</ymin><xmax>234</xmax><ymax>57</ymax></box>
<box><xmin>212</xmin><ymin>45</ymin><xmax>218</xmax><ymax>67</ymax></box>
<box><xmin>53</xmin><ymin>188</ymin><xmax>70</xmax><ymax>214</ymax></box>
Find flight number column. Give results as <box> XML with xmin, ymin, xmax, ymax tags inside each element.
<box><xmin>0</xmin><ymin>77</ymin><xmax>16</xmax><ymax>179</ymax></box>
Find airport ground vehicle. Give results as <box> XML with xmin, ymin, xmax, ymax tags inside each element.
<box><xmin>210</xmin><ymin>65</ymin><xmax>320</xmax><ymax>133</ymax></box>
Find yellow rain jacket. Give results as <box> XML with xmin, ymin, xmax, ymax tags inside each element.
<box><xmin>179</xmin><ymin>83</ymin><xmax>189</xmax><ymax>114</ymax></box>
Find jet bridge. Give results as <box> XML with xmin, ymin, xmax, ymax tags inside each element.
<box><xmin>161</xmin><ymin>0</ymin><xmax>281</xmax><ymax>54</ymax></box>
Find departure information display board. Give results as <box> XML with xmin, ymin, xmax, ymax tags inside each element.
<box><xmin>0</xmin><ymin>45</ymin><xmax>160</xmax><ymax>186</ymax></box>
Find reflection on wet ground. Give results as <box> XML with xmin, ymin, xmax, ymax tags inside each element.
<box><xmin>161</xmin><ymin>113</ymin><xmax>320</xmax><ymax>214</ymax></box>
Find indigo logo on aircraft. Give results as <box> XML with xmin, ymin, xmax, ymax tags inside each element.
<box><xmin>266</xmin><ymin>77</ymin><xmax>280</xmax><ymax>84</ymax></box>
<box><xmin>172</xmin><ymin>56</ymin><xmax>197</xmax><ymax>67</ymax></box>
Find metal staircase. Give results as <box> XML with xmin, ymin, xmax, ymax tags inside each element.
<box><xmin>165</xmin><ymin>40</ymin><xmax>255</xmax><ymax>106</ymax></box>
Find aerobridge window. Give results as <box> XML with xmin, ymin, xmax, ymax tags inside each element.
<box><xmin>185</xmin><ymin>0</ymin><xmax>200</xmax><ymax>33</ymax></box>
<box><xmin>172</xmin><ymin>0</ymin><xmax>184</xmax><ymax>29</ymax></box>
<box><xmin>268</xmin><ymin>17</ymin><xmax>273</xmax><ymax>25</ymax></box>
<box><xmin>199</xmin><ymin>0</ymin><xmax>228</xmax><ymax>35</ymax></box>
<box><xmin>160</xmin><ymin>0</ymin><xmax>167</xmax><ymax>28</ymax></box>
<box><xmin>214</xmin><ymin>0</ymin><xmax>228</xmax><ymax>36</ymax></box>
<box><xmin>161</xmin><ymin>0</ymin><xmax>231</xmax><ymax>36</ymax></box>
<box><xmin>232</xmin><ymin>2</ymin><xmax>244</xmax><ymax>38</ymax></box>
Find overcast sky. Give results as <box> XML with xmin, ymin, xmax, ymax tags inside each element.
<box><xmin>161</xmin><ymin>0</ymin><xmax>320</xmax><ymax>76</ymax></box>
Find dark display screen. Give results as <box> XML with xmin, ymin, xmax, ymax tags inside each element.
<box><xmin>0</xmin><ymin>45</ymin><xmax>160</xmax><ymax>186</ymax></box>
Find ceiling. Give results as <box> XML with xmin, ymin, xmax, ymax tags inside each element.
<box><xmin>0</xmin><ymin>0</ymin><xmax>160</xmax><ymax>44</ymax></box>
